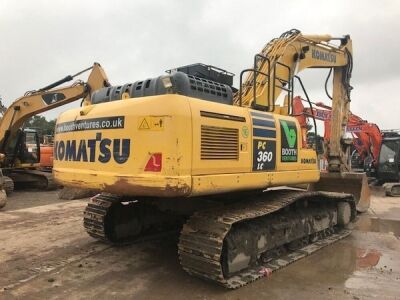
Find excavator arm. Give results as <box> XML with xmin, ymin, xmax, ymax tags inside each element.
<box><xmin>293</xmin><ymin>96</ymin><xmax>382</xmax><ymax>168</ymax></box>
<box><xmin>0</xmin><ymin>63</ymin><xmax>109</xmax><ymax>159</ymax></box>
<box><xmin>234</xmin><ymin>29</ymin><xmax>353</xmax><ymax>173</ymax></box>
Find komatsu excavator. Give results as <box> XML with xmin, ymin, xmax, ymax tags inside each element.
<box><xmin>53</xmin><ymin>29</ymin><xmax>370</xmax><ymax>288</ymax></box>
<box><xmin>0</xmin><ymin>63</ymin><xmax>109</xmax><ymax>209</ymax></box>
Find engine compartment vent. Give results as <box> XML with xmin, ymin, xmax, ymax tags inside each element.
<box><xmin>201</xmin><ymin>125</ymin><xmax>239</xmax><ymax>160</ymax></box>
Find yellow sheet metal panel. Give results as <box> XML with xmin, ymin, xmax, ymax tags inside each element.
<box><xmin>54</xmin><ymin>95</ymin><xmax>193</xmax><ymax>194</ymax></box>
<box><xmin>54</xmin><ymin>167</ymin><xmax>191</xmax><ymax>197</ymax></box>
<box><xmin>190</xmin><ymin>98</ymin><xmax>251</xmax><ymax>175</ymax></box>
<box><xmin>191</xmin><ymin>169</ymin><xmax>320</xmax><ymax>196</ymax></box>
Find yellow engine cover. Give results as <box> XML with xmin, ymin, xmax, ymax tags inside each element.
<box><xmin>53</xmin><ymin>95</ymin><xmax>319</xmax><ymax>197</ymax></box>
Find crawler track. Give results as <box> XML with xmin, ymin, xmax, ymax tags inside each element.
<box><xmin>84</xmin><ymin>190</ymin><xmax>356</xmax><ymax>288</ymax></box>
<box><xmin>84</xmin><ymin>193</ymin><xmax>183</xmax><ymax>244</ymax></box>
<box><xmin>84</xmin><ymin>193</ymin><xmax>123</xmax><ymax>242</ymax></box>
<box><xmin>26</xmin><ymin>170</ymin><xmax>58</xmax><ymax>190</ymax></box>
<box><xmin>3</xmin><ymin>176</ymin><xmax>14</xmax><ymax>195</ymax></box>
<box><xmin>7</xmin><ymin>170</ymin><xmax>58</xmax><ymax>190</ymax></box>
<box><xmin>178</xmin><ymin>190</ymin><xmax>356</xmax><ymax>289</ymax></box>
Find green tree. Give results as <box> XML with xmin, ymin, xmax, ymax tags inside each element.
<box><xmin>26</xmin><ymin>116</ymin><xmax>56</xmax><ymax>140</ymax></box>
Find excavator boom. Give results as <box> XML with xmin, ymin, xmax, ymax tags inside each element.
<box><xmin>0</xmin><ymin>63</ymin><xmax>109</xmax><ymax>152</ymax></box>
<box><xmin>0</xmin><ymin>63</ymin><xmax>109</xmax><ymax>208</ymax></box>
<box><xmin>234</xmin><ymin>30</ymin><xmax>353</xmax><ymax>172</ymax></box>
<box><xmin>231</xmin><ymin>30</ymin><xmax>368</xmax><ymax>211</ymax></box>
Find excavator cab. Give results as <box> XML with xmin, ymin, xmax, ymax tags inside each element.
<box><xmin>3</xmin><ymin>128</ymin><xmax>41</xmax><ymax>168</ymax></box>
<box><xmin>377</xmin><ymin>135</ymin><xmax>400</xmax><ymax>182</ymax></box>
<box><xmin>0</xmin><ymin>128</ymin><xmax>46</xmax><ymax>193</ymax></box>
<box><xmin>19</xmin><ymin>129</ymin><xmax>41</xmax><ymax>166</ymax></box>
<box><xmin>377</xmin><ymin>131</ymin><xmax>400</xmax><ymax>196</ymax></box>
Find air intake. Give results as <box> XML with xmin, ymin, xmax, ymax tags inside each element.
<box><xmin>201</xmin><ymin>125</ymin><xmax>239</xmax><ymax>160</ymax></box>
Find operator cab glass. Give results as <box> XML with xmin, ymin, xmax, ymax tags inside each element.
<box><xmin>379</xmin><ymin>141</ymin><xmax>399</xmax><ymax>164</ymax></box>
<box><xmin>22</xmin><ymin>130</ymin><xmax>40</xmax><ymax>164</ymax></box>
<box><xmin>378</xmin><ymin>139</ymin><xmax>400</xmax><ymax>181</ymax></box>
<box><xmin>4</xmin><ymin>129</ymin><xmax>40</xmax><ymax>166</ymax></box>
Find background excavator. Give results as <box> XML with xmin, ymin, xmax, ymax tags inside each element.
<box><xmin>0</xmin><ymin>63</ymin><xmax>110</xmax><ymax>208</ymax></box>
<box><xmin>292</xmin><ymin>96</ymin><xmax>382</xmax><ymax>173</ymax></box>
<box><xmin>293</xmin><ymin>97</ymin><xmax>400</xmax><ymax>196</ymax></box>
<box><xmin>38</xmin><ymin>135</ymin><xmax>54</xmax><ymax>170</ymax></box>
<box><xmin>52</xmin><ymin>29</ymin><xmax>369</xmax><ymax>288</ymax></box>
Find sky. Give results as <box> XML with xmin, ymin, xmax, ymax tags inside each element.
<box><xmin>0</xmin><ymin>0</ymin><xmax>399</xmax><ymax>130</ymax></box>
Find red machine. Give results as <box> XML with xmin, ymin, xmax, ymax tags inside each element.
<box><xmin>293</xmin><ymin>96</ymin><xmax>382</xmax><ymax>169</ymax></box>
<box><xmin>39</xmin><ymin>135</ymin><xmax>54</xmax><ymax>170</ymax></box>
<box><xmin>39</xmin><ymin>145</ymin><xmax>53</xmax><ymax>169</ymax></box>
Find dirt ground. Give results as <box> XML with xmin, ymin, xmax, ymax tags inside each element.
<box><xmin>0</xmin><ymin>187</ymin><xmax>399</xmax><ymax>300</ymax></box>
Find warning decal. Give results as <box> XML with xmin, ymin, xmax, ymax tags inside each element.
<box><xmin>139</xmin><ymin>118</ymin><xmax>150</xmax><ymax>129</ymax></box>
<box><xmin>138</xmin><ymin>117</ymin><xmax>164</xmax><ymax>131</ymax></box>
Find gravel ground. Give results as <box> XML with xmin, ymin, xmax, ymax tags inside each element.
<box><xmin>0</xmin><ymin>187</ymin><xmax>399</xmax><ymax>300</ymax></box>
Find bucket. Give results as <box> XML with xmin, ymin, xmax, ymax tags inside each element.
<box><xmin>310</xmin><ymin>172</ymin><xmax>370</xmax><ymax>213</ymax></box>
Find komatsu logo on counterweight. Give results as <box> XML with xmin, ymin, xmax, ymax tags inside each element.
<box><xmin>54</xmin><ymin>133</ymin><xmax>130</xmax><ymax>164</ymax></box>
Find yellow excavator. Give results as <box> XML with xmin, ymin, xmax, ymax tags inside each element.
<box><xmin>0</xmin><ymin>63</ymin><xmax>110</xmax><ymax>209</ymax></box>
<box><xmin>53</xmin><ymin>29</ymin><xmax>370</xmax><ymax>288</ymax></box>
